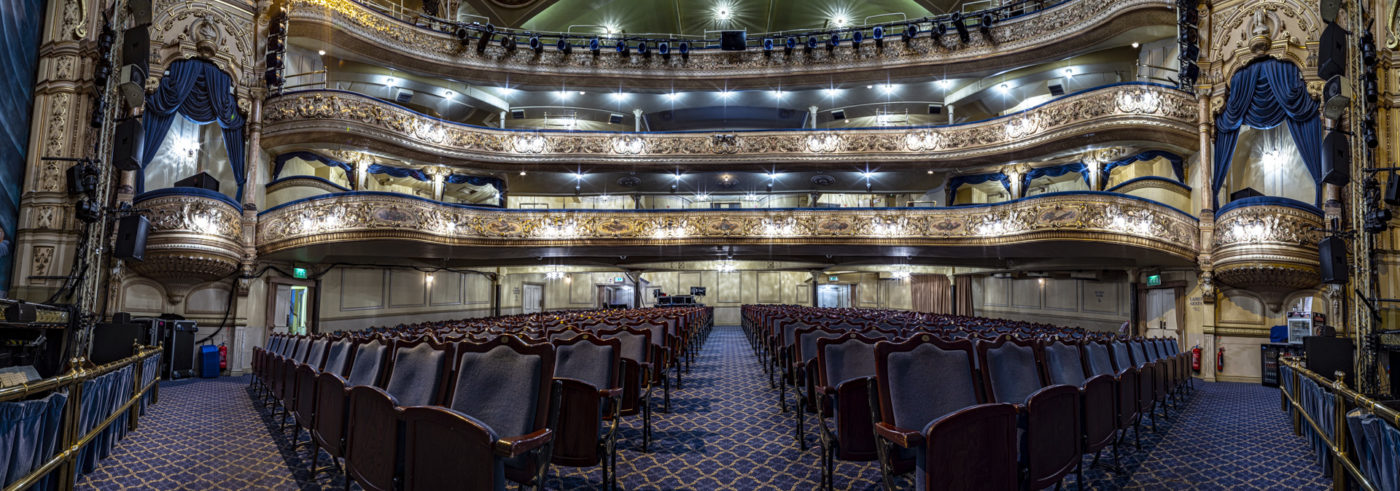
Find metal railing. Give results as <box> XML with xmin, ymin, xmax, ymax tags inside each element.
<box><xmin>1</xmin><ymin>346</ymin><xmax>163</xmax><ymax>491</ymax></box>
<box><xmin>1279</xmin><ymin>356</ymin><xmax>1399</xmax><ymax>491</ymax></box>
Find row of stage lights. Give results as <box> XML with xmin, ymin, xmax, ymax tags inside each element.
<box><xmin>451</xmin><ymin>10</ymin><xmax>999</xmax><ymax>59</ymax></box>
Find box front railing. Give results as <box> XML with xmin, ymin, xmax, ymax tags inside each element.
<box><xmin>1279</xmin><ymin>356</ymin><xmax>1400</xmax><ymax>491</ymax></box>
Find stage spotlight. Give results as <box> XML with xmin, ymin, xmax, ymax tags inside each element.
<box><xmin>852</xmin><ymin>30</ymin><xmax>863</xmax><ymax>48</ymax></box>
<box><xmin>805</xmin><ymin>35</ymin><xmax>818</xmax><ymax>53</ymax></box>
<box><xmin>979</xmin><ymin>13</ymin><xmax>994</xmax><ymax>36</ymax></box>
<box><xmin>500</xmin><ymin>35</ymin><xmax>517</xmax><ymax>51</ymax></box>
<box><xmin>827</xmin><ymin>31</ymin><xmax>839</xmax><ymax>51</ymax></box>
<box><xmin>529</xmin><ymin>35</ymin><xmax>543</xmax><ymax>55</ymax></box>
<box><xmin>638</xmin><ymin>41</ymin><xmax>650</xmax><ymax>56</ymax></box>
<box><xmin>589</xmin><ymin>37</ymin><xmax>601</xmax><ymax>55</ymax></box>
<box><xmin>903</xmin><ymin>23</ymin><xmax>918</xmax><ymax>43</ymax></box>
<box><xmin>679</xmin><ymin>41</ymin><xmax>690</xmax><ymax>59</ymax></box>
<box><xmin>952</xmin><ymin>13</ymin><xmax>970</xmax><ymax>43</ymax></box>
<box><xmin>455</xmin><ymin>25</ymin><xmax>471</xmax><ymax>44</ymax></box>
<box><xmin>785</xmin><ymin>36</ymin><xmax>796</xmax><ymax>54</ymax></box>
<box><xmin>557</xmin><ymin>37</ymin><xmax>573</xmax><ymax>55</ymax></box>
<box><xmin>763</xmin><ymin>37</ymin><xmax>774</xmax><ymax>53</ymax></box>
<box><xmin>659</xmin><ymin>41</ymin><xmax>671</xmax><ymax>59</ymax></box>
<box><xmin>934</xmin><ymin>21</ymin><xmax>947</xmax><ymax>41</ymax></box>
<box><xmin>477</xmin><ymin>24</ymin><xmax>495</xmax><ymax>53</ymax></box>
<box><xmin>616</xmin><ymin>39</ymin><xmax>629</xmax><ymax>55</ymax></box>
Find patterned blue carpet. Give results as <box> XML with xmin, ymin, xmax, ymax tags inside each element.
<box><xmin>76</xmin><ymin>326</ymin><xmax>1331</xmax><ymax>490</ymax></box>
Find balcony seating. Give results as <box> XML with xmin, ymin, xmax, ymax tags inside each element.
<box><xmin>978</xmin><ymin>336</ymin><xmax>1081</xmax><ymax>490</ymax></box>
<box><xmin>872</xmin><ymin>335</ymin><xmax>1017</xmax><ymax>491</ymax></box>
<box><xmin>813</xmin><ymin>333</ymin><xmax>880</xmax><ymax>490</ymax></box>
<box><xmin>550</xmin><ymin>334</ymin><xmax>623</xmax><ymax>490</ymax></box>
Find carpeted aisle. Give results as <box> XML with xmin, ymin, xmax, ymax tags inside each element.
<box><xmin>76</xmin><ymin>326</ymin><xmax>1332</xmax><ymax>490</ymax></box>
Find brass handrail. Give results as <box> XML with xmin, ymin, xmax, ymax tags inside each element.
<box><xmin>1</xmin><ymin>345</ymin><xmax>163</xmax><ymax>491</ymax></box>
<box><xmin>1278</xmin><ymin>356</ymin><xmax>1398</xmax><ymax>491</ymax></box>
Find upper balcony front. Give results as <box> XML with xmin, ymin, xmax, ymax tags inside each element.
<box><xmin>260</xmin><ymin>82</ymin><xmax>1196</xmax><ymax>170</ymax></box>
<box><xmin>288</xmin><ymin>0</ymin><xmax>1176</xmax><ymax>88</ymax></box>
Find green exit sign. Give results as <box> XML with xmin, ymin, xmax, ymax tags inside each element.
<box><xmin>614</xmin><ymin>277</ymin><xmax>624</xmax><ymax>283</ymax></box>
<box><xmin>829</xmin><ymin>276</ymin><xmax>839</xmax><ymax>282</ymax></box>
<box><xmin>1146</xmin><ymin>274</ymin><xmax>1162</xmax><ymax>286</ymax></box>
<box><xmin>293</xmin><ymin>267</ymin><xmax>308</xmax><ymax>279</ymax></box>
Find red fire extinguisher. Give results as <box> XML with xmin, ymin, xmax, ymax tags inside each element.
<box><xmin>219</xmin><ymin>343</ymin><xmax>228</xmax><ymax>370</ymax></box>
<box><xmin>1191</xmin><ymin>345</ymin><xmax>1202</xmax><ymax>372</ymax></box>
<box><xmin>1216</xmin><ymin>346</ymin><xmax>1225</xmax><ymax>372</ymax></box>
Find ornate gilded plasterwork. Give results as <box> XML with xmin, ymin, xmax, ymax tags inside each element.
<box><xmin>150</xmin><ymin>0</ymin><xmax>256</xmax><ymax>98</ymax></box>
<box><xmin>286</xmin><ymin>0</ymin><xmax>1172</xmax><ymax>86</ymax></box>
<box><xmin>1211</xmin><ymin>202</ymin><xmax>1323</xmax><ymax>302</ymax></box>
<box><xmin>127</xmin><ymin>192</ymin><xmax>245</xmax><ymax>285</ymax></box>
<box><xmin>262</xmin><ymin>84</ymin><xmax>1196</xmax><ymax>167</ymax></box>
<box><xmin>256</xmin><ymin>192</ymin><xmax>1200</xmax><ymax>260</ymax></box>
<box><xmin>1205</xmin><ymin>0</ymin><xmax>1320</xmax><ymax>88</ymax></box>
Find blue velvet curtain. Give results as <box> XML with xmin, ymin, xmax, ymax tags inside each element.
<box><xmin>366</xmin><ymin>163</ymin><xmax>428</xmax><ymax>181</ymax></box>
<box><xmin>1347</xmin><ymin>408</ymin><xmax>1400</xmax><ymax>491</ymax></box>
<box><xmin>0</xmin><ymin>390</ymin><xmax>68</xmax><ymax>490</ymax></box>
<box><xmin>947</xmin><ymin>172</ymin><xmax>1011</xmax><ymax>198</ymax></box>
<box><xmin>1022</xmin><ymin>162</ymin><xmax>1089</xmax><ymax>190</ymax></box>
<box><xmin>1213</xmin><ymin>58</ymin><xmax>1322</xmax><ymax>207</ymax></box>
<box><xmin>75</xmin><ymin>365</ymin><xmax>134</xmax><ymax>480</ymax></box>
<box><xmin>139</xmin><ymin>59</ymin><xmax>246</xmax><ymax>199</ymax></box>
<box><xmin>1102</xmin><ymin>151</ymin><xmax>1186</xmax><ymax>183</ymax></box>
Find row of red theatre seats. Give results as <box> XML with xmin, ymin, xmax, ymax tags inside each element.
<box><xmin>740</xmin><ymin>305</ymin><xmax>1191</xmax><ymax>490</ymax></box>
<box><xmin>250</xmin><ymin>306</ymin><xmax>711</xmax><ymax>490</ymax></box>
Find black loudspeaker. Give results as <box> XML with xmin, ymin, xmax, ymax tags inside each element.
<box><xmin>720</xmin><ymin>31</ymin><xmax>747</xmax><ymax>51</ymax></box>
<box><xmin>114</xmin><ymin>215</ymin><xmax>150</xmax><ymax>261</ymax></box>
<box><xmin>175</xmin><ymin>171</ymin><xmax>220</xmax><ymax>192</ymax></box>
<box><xmin>1385</xmin><ymin>171</ymin><xmax>1400</xmax><ymax>206</ymax></box>
<box><xmin>121</xmin><ymin>27</ymin><xmax>150</xmax><ymax>70</ymax></box>
<box><xmin>1229</xmin><ymin>187</ymin><xmax>1263</xmax><ymax>202</ymax></box>
<box><xmin>1303</xmin><ymin>336</ymin><xmax>1354</xmax><ymax>386</ymax></box>
<box><xmin>112</xmin><ymin>118</ymin><xmax>144</xmax><ymax>171</ymax></box>
<box><xmin>1318</xmin><ymin>22</ymin><xmax>1347</xmax><ymax>80</ymax></box>
<box><xmin>91</xmin><ymin>321</ymin><xmax>148</xmax><ymax>364</ymax></box>
<box><xmin>165</xmin><ymin>320</ymin><xmax>198</xmax><ymax>380</ymax></box>
<box><xmin>1319</xmin><ymin>236</ymin><xmax>1347</xmax><ymax>284</ymax></box>
<box><xmin>128</xmin><ymin>0</ymin><xmax>151</xmax><ymax>26</ymax></box>
<box><xmin>1321</xmin><ymin>131</ymin><xmax>1350</xmax><ymax>185</ymax></box>
<box><xmin>3</xmin><ymin>301</ymin><xmax>37</xmax><ymax>323</ymax></box>
<box><xmin>1320</xmin><ymin>0</ymin><xmax>1341</xmax><ymax>22</ymax></box>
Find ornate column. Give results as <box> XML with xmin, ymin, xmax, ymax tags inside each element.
<box><xmin>632</xmin><ymin>109</ymin><xmax>643</xmax><ymax>132</ymax></box>
<box><xmin>424</xmin><ymin>165</ymin><xmax>449</xmax><ymax>201</ymax></box>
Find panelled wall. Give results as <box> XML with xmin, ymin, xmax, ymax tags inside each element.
<box><xmin>973</xmin><ymin>277</ymin><xmax>1131</xmax><ymax>332</ymax></box>
<box><xmin>318</xmin><ymin>268</ymin><xmax>494</xmax><ymax>330</ymax></box>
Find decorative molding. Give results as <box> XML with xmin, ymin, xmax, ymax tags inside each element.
<box><xmin>150</xmin><ymin>0</ymin><xmax>257</xmax><ymax>97</ymax></box>
<box><xmin>1211</xmin><ymin>202</ymin><xmax>1323</xmax><ymax>306</ymax></box>
<box><xmin>256</xmin><ymin>191</ymin><xmax>1200</xmax><ymax>260</ymax></box>
<box><xmin>126</xmin><ymin>192</ymin><xmax>246</xmax><ymax>293</ymax></box>
<box><xmin>286</xmin><ymin>0</ymin><xmax>1173</xmax><ymax>87</ymax></box>
<box><xmin>262</xmin><ymin>84</ymin><xmax>1196</xmax><ymax>168</ymax></box>
<box><xmin>32</xmin><ymin>246</ymin><xmax>55</xmax><ymax>277</ymax></box>
<box><xmin>1205</xmin><ymin>0</ymin><xmax>1320</xmax><ymax>89</ymax></box>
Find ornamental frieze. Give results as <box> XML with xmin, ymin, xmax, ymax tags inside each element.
<box><xmin>1210</xmin><ymin>202</ymin><xmax>1324</xmax><ymax>301</ymax></box>
<box><xmin>128</xmin><ymin>192</ymin><xmax>246</xmax><ymax>287</ymax></box>
<box><xmin>261</xmin><ymin>84</ymin><xmax>1196</xmax><ymax>167</ymax></box>
<box><xmin>286</xmin><ymin>0</ymin><xmax>1172</xmax><ymax>86</ymax></box>
<box><xmin>255</xmin><ymin>192</ymin><xmax>1200</xmax><ymax>259</ymax></box>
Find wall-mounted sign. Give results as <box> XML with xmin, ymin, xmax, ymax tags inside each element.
<box><xmin>1146</xmin><ymin>274</ymin><xmax>1162</xmax><ymax>286</ymax></box>
<box><xmin>292</xmin><ymin>267</ymin><xmax>308</xmax><ymax>279</ymax></box>
<box><xmin>828</xmin><ymin>276</ymin><xmax>839</xmax><ymax>282</ymax></box>
<box><xmin>614</xmin><ymin>276</ymin><xmax>625</xmax><ymax>283</ymax></box>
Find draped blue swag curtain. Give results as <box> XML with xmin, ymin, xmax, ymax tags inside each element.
<box><xmin>1213</xmin><ymin>58</ymin><xmax>1323</xmax><ymax>207</ymax></box>
<box><xmin>947</xmin><ymin>172</ymin><xmax>1012</xmax><ymax>199</ymax></box>
<box><xmin>1022</xmin><ymin>162</ymin><xmax>1089</xmax><ymax>190</ymax></box>
<box><xmin>1102</xmin><ymin>151</ymin><xmax>1186</xmax><ymax>183</ymax></box>
<box><xmin>138</xmin><ymin>59</ymin><xmax>246</xmax><ymax>199</ymax></box>
<box><xmin>271</xmin><ymin>151</ymin><xmax>506</xmax><ymax>197</ymax></box>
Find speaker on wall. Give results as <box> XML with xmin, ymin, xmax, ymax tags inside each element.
<box><xmin>112</xmin><ymin>118</ymin><xmax>144</xmax><ymax>171</ymax></box>
<box><xmin>175</xmin><ymin>172</ymin><xmax>220</xmax><ymax>192</ymax></box>
<box><xmin>720</xmin><ymin>31</ymin><xmax>747</xmax><ymax>51</ymax></box>
<box><xmin>127</xmin><ymin>0</ymin><xmax>152</xmax><ymax>26</ymax></box>
<box><xmin>1385</xmin><ymin>171</ymin><xmax>1400</xmax><ymax>206</ymax></box>
<box><xmin>1321</xmin><ymin>131</ymin><xmax>1350</xmax><ymax>186</ymax></box>
<box><xmin>1319</xmin><ymin>236</ymin><xmax>1347</xmax><ymax>284</ymax></box>
<box><xmin>114</xmin><ymin>215</ymin><xmax>150</xmax><ymax>261</ymax></box>
<box><xmin>1318</xmin><ymin>22</ymin><xmax>1347</xmax><ymax>80</ymax></box>
<box><xmin>1303</xmin><ymin>336</ymin><xmax>1354</xmax><ymax>386</ymax></box>
<box><xmin>120</xmin><ymin>27</ymin><xmax>150</xmax><ymax>71</ymax></box>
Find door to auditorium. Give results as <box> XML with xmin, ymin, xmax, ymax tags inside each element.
<box><xmin>266</xmin><ymin>277</ymin><xmax>316</xmax><ymax>335</ymax></box>
<box><xmin>597</xmin><ymin>285</ymin><xmax>634</xmax><ymax>308</ymax></box>
<box><xmin>522</xmin><ymin>283</ymin><xmax>544</xmax><ymax>314</ymax></box>
<box><xmin>817</xmin><ymin>284</ymin><xmax>852</xmax><ymax>308</ymax></box>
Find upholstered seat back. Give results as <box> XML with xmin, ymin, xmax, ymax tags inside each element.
<box><xmin>821</xmin><ymin>338</ymin><xmax>876</xmax><ymax>388</ymax></box>
<box><xmin>452</xmin><ymin>345</ymin><xmax>544</xmax><ymax>438</ymax></box>
<box><xmin>1109</xmin><ymin>342</ymin><xmax>1134</xmax><ymax>372</ymax></box>
<box><xmin>549</xmin><ymin>330</ymin><xmax>583</xmax><ymax>342</ymax></box>
<box><xmin>603</xmin><ymin>330</ymin><xmax>648</xmax><ymax>364</ymax></box>
<box><xmin>1043</xmin><ymin>342</ymin><xmax>1086</xmax><ymax>386</ymax></box>
<box><xmin>555</xmin><ymin>341</ymin><xmax>617</xmax><ymax>390</ymax></box>
<box><xmin>347</xmin><ymin>341</ymin><xmax>387</xmax><ymax>387</ymax></box>
<box><xmin>1084</xmin><ymin>342</ymin><xmax>1115</xmax><ymax>377</ymax></box>
<box><xmin>643</xmin><ymin>322</ymin><xmax>667</xmax><ymax>347</ymax></box>
<box><xmin>886</xmin><ymin>343</ymin><xmax>979</xmax><ymax>432</ymax></box>
<box><xmin>304</xmin><ymin>339</ymin><xmax>329</xmax><ymax>369</ymax></box>
<box><xmin>385</xmin><ymin>343</ymin><xmax>449</xmax><ymax>406</ymax></box>
<box><xmin>322</xmin><ymin>340</ymin><xmax>352</xmax><ymax>376</ymax></box>
<box><xmin>292</xmin><ymin>338</ymin><xmax>310</xmax><ymax>362</ymax></box>
<box><xmin>798</xmin><ymin>329</ymin><xmax>841</xmax><ymax>365</ymax></box>
<box><xmin>1128</xmin><ymin>342</ymin><xmax>1149</xmax><ymax>368</ymax></box>
<box><xmin>983</xmin><ymin>341</ymin><xmax>1043</xmax><ymax>404</ymax></box>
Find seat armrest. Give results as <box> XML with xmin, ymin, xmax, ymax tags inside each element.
<box><xmin>495</xmin><ymin>428</ymin><xmax>554</xmax><ymax>458</ymax></box>
<box><xmin>875</xmin><ymin>422</ymin><xmax>924</xmax><ymax>448</ymax></box>
<box><xmin>599</xmin><ymin>387</ymin><xmax>624</xmax><ymax>398</ymax></box>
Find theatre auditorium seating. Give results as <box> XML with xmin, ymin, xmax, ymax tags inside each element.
<box><xmin>249</xmin><ymin>306</ymin><xmax>709</xmax><ymax>489</ymax></box>
<box><xmin>741</xmin><ymin>305</ymin><xmax>1193</xmax><ymax>490</ymax></box>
